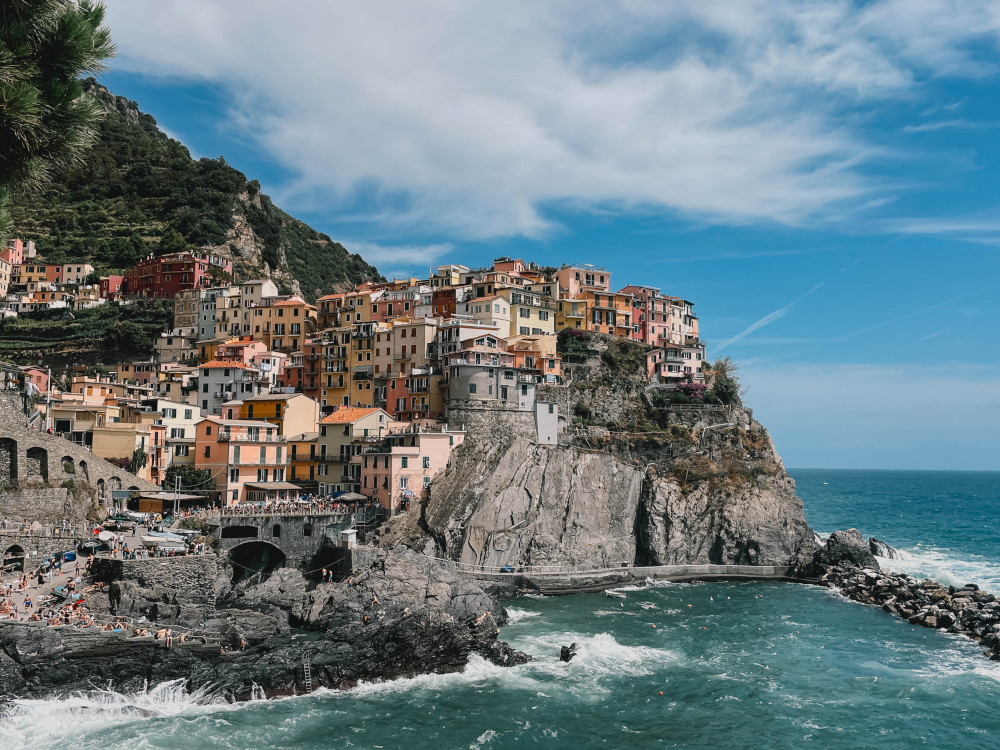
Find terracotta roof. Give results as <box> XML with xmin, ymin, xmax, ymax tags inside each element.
<box><xmin>320</xmin><ymin>407</ymin><xmax>383</xmax><ymax>424</ymax></box>
<box><xmin>199</xmin><ymin>360</ymin><xmax>253</xmax><ymax>370</ymax></box>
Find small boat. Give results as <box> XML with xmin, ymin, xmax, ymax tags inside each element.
<box><xmin>98</xmin><ymin>530</ymin><xmax>117</xmax><ymax>544</ymax></box>
<box><xmin>605</xmin><ymin>590</ymin><xmax>626</xmax><ymax>599</ymax></box>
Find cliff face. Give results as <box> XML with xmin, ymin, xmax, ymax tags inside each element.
<box><xmin>385</xmin><ymin>335</ymin><xmax>816</xmax><ymax>570</ymax></box>
<box><xmin>412</xmin><ymin>408</ymin><xmax>813</xmax><ymax>569</ymax></box>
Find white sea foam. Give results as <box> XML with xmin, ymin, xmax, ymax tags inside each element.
<box><xmin>504</xmin><ymin>607</ymin><xmax>542</xmax><ymax>625</ymax></box>
<box><xmin>0</xmin><ymin>679</ymin><xmax>232</xmax><ymax>749</ymax></box>
<box><xmin>878</xmin><ymin>546</ymin><xmax>1000</xmax><ymax>592</ymax></box>
<box><xmin>510</xmin><ymin>630</ymin><xmax>677</xmax><ymax>682</ymax></box>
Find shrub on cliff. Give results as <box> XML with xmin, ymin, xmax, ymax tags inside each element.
<box><xmin>708</xmin><ymin>357</ymin><xmax>742</xmax><ymax>406</ymax></box>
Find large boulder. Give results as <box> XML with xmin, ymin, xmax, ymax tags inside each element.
<box><xmin>802</xmin><ymin>528</ymin><xmax>880</xmax><ymax>576</ymax></box>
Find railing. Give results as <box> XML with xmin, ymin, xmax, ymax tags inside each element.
<box><xmin>194</xmin><ymin>502</ymin><xmax>381</xmax><ymax>519</ymax></box>
<box><xmin>0</xmin><ymin>522</ymin><xmax>84</xmax><ymax>539</ymax></box>
<box><xmin>218</xmin><ymin>432</ymin><xmax>286</xmax><ymax>443</ymax></box>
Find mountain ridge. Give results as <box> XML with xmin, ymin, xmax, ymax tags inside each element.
<box><xmin>9</xmin><ymin>79</ymin><xmax>382</xmax><ymax>300</ymax></box>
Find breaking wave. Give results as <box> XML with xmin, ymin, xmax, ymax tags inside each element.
<box><xmin>0</xmin><ymin>679</ymin><xmax>233</xmax><ymax>749</ymax></box>
<box><xmin>877</xmin><ymin>545</ymin><xmax>1000</xmax><ymax>592</ymax></box>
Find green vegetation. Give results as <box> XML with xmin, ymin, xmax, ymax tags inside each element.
<box><xmin>556</xmin><ymin>328</ymin><xmax>597</xmax><ymax>363</ymax></box>
<box><xmin>706</xmin><ymin>357</ymin><xmax>742</xmax><ymax>406</ymax></box>
<box><xmin>599</xmin><ymin>337</ymin><xmax>649</xmax><ymax>378</ymax></box>
<box><xmin>9</xmin><ymin>80</ymin><xmax>382</xmax><ymax>298</ymax></box>
<box><xmin>0</xmin><ymin>298</ymin><xmax>171</xmax><ymax>360</ymax></box>
<box><xmin>0</xmin><ymin>1</ymin><xmax>115</xmax><ymax>239</ymax></box>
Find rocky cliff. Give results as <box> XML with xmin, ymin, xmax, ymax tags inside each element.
<box><xmin>0</xmin><ymin>546</ymin><xmax>526</xmax><ymax>700</ymax></box>
<box><xmin>381</xmin><ymin>335</ymin><xmax>816</xmax><ymax>571</ymax></box>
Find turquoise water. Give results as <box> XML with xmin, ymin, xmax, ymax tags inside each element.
<box><xmin>3</xmin><ymin>469</ymin><xmax>1000</xmax><ymax>749</ymax></box>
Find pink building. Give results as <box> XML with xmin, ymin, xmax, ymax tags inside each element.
<box><xmin>359</xmin><ymin>428</ymin><xmax>464</xmax><ymax>512</ymax></box>
<box><xmin>216</xmin><ymin>336</ymin><xmax>269</xmax><ymax>365</ymax></box>
<box><xmin>19</xmin><ymin>366</ymin><xmax>49</xmax><ymax>395</ymax></box>
<box><xmin>100</xmin><ymin>275</ymin><xmax>124</xmax><ymax>299</ymax></box>
<box><xmin>554</xmin><ymin>264</ymin><xmax>611</xmax><ymax>299</ymax></box>
<box><xmin>194</xmin><ymin>417</ymin><xmax>294</xmax><ymax>505</ymax></box>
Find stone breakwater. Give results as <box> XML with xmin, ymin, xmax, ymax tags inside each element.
<box><xmin>820</xmin><ymin>566</ymin><xmax>1000</xmax><ymax>660</ymax></box>
<box><xmin>810</xmin><ymin>529</ymin><xmax>1000</xmax><ymax>662</ymax></box>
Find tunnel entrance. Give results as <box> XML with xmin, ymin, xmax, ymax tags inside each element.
<box><xmin>228</xmin><ymin>541</ymin><xmax>286</xmax><ymax>584</ymax></box>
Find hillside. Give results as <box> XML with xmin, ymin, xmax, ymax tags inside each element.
<box><xmin>9</xmin><ymin>79</ymin><xmax>382</xmax><ymax>299</ymax></box>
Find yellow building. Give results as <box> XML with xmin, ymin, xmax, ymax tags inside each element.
<box><xmin>237</xmin><ymin>393</ymin><xmax>320</xmax><ymax>436</ymax></box>
<box><xmin>497</xmin><ymin>288</ymin><xmax>556</xmax><ymax>338</ymax></box>
<box><xmin>255</xmin><ymin>296</ymin><xmax>317</xmax><ymax>354</ymax></box>
<box><xmin>287</xmin><ymin>432</ymin><xmax>319</xmax><ymax>491</ymax></box>
<box><xmin>556</xmin><ymin>297</ymin><xmax>589</xmax><ymax>331</ymax></box>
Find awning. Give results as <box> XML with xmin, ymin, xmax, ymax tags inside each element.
<box><xmin>337</xmin><ymin>491</ymin><xmax>368</xmax><ymax>501</ymax></box>
<box><xmin>245</xmin><ymin>482</ymin><xmax>302</xmax><ymax>491</ymax></box>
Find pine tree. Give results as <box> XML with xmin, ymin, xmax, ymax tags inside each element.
<box><xmin>0</xmin><ymin>1</ymin><xmax>115</xmax><ymax>239</ymax></box>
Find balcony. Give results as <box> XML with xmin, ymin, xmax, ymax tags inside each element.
<box><xmin>352</xmin><ymin>366</ymin><xmax>373</xmax><ymax>380</ymax></box>
<box><xmin>218</xmin><ymin>432</ymin><xmax>286</xmax><ymax>443</ymax></box>
<box><xmin>214</xmin><ymin>391</ymin><xmax>235</xmax><ymax>399</ymax></box>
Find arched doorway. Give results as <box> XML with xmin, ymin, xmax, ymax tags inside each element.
<box><xmin>26</xmin><ymin>446</ymin><xmax>48</xmax><ymax>482</ymax></box>
<box><xmin>228</xmin><ymin>541</ymin><xmax>286</xmax><ymax>584</ymax></box>
<box><xmin>79</xmin><ymin>460</ymin><xmax>89</xmax><ymax>481</ymax></box>
<box><xmin>96</xmin><ymin>478</ymin><xmax>106</xmax><ymax>501</ymax></box>
<box><xmin>61</xmin><ymin>456</ymin><xmax>76</xmax><ymax>475</ymax></box>
<box><xmin>3</xmin><ymin>544</ymin><xmax>25</xmax><ymax>573</ymax></box>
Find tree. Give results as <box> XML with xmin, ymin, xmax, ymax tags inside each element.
<box><xmin>707</xmin><ymin>356</ymin><xmax>743</xmax><ymax>406</ymax></box>
<box><xmin>162</xmin><ymin>465</ymin><xmax>214</xmax><ymax>496</ymax></box>
<box><xmin>0</xmin><ymin>1</ymin><xmax>116</xmax><ymax>239</ymax></box>
<box><xmin>104</xmin><ymin>319</ymin><xmax>150</xmax><ymax>352</ymax></box>
<box><xmin>156</xmin><ymin>227</ymin><xmax>187</xmax><ymax>255</ymax></box>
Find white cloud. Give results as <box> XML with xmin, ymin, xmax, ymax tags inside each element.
<box><xmin>741</xmin><ymin>362</ymin><xmax>1000</xmax><ymax>470</ymax></box>
<box><xmin>344</xmin><ymin>241</ymin><xmax>453</xmax><ymax>280</ymax></box>
<box><xmin>103</xmin><ymin>0</ymin><xmax>1000</xmax><ymax>239</ymax></box>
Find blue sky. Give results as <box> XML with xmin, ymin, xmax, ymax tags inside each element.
<box><xmin>98</xmin><ymin>1</ymin><xmax>1000</xmax><ymax>470</ymax></box>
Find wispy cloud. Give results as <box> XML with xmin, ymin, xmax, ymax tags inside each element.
<box><xmin>104</xmin><ymin>1</ymin><xmax>1000</xmax><ymax>240</ymax></box>
<box><xmin>900</xmin><ymin>119</ymin><xmax>982</xmax><ymax>133</ymax></box>
<box><xmin>345</xmin><ymin>241</ymin><xmax>453</xmax><ymax>268</ymax></box>
<box><xmin>714</xmin><ymin>283</ymin><xmax>825</xmax><ymax>353</ymax></box>
<box><xmin>917</xmin><ymin>328</ymin><xmax>952</xmax><ymax>341</ymax></box>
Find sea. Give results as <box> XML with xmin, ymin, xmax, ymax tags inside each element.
<box><xmin>3</xmin><ymin>468</ymin><xmax>1000</xmax><ymax>749</ymax></box>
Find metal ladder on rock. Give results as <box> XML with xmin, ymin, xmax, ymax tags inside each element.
<box><xmin>302</xmin><ymin>656</ymin><xmax>313</xmax><ymax>694</ymax></box>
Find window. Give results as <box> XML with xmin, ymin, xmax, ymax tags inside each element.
<box><xmin>203</xmin><ymin>446</ymin><xmax>211</xmax><ymax>458</ymax></box>
<box><xmin>170</xmin><ymin>428</ymin><xmax>184</xmax><ymax>438</ymax></box>
<box><xmin>184</xmin><ymin>409</ymin><xmax>192</xmax><ymax>420</ymax></box>
<box><xmin>401</xmin><ymin>456</ymin><xmax>408</xmax><ymax>468</ymax></box>
<box><xmin>422</xmin><ymin>457</ymin><xmax>430</xmax><ymax>469</ymax></box>
<box><xmin>229</xmin><ymin>468</ymin><xmax>239</xmax><ymax>482</ymax></box>
<box><xmin>257</xmin><ymin>469</ymin><xmax>267</xmax><ymax>481</ymax></box>
<box><xmin>272</xmin><ymin>525</ymin><xmax>281</xmax><ymax>538</ymax></box>
<box><xmin>469</xmin><ymin>383</ymin><xmax>477</xmax><ymax>394</ymax></box>
<box><xmin>519</xmin><ymin>308</ymin><xmax>530</xmax><ymax>318</ymax></box>
<box><xmin>423</xmin><ymin>476</ymin><xmax>431</xmax><ymax>488</ymax></box>
<box><xmin>400</xmin><ymin>477</ymin><xmax>408</xmax><ymax>489</ymax></box>
<box><xmin>548</xmin><ymin>403</ymin><xmax>554</xmax><ymax>414</ymax></box>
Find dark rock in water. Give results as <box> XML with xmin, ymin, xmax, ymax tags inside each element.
<box><xmin>801</xmin><ymin>529</ymin><xmax>879</xmax><ymax>577</ymax></box>
<box><xmin>868</xmin><ymin>537</ymin><xmax>899</xmax><ymax>560</ymax></box>
<box><xmin>560</xmin><ymin>643</ymin><xmax>578</xmax><ymax>662</ymax></box>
